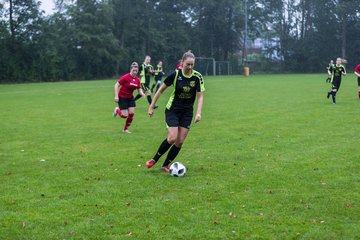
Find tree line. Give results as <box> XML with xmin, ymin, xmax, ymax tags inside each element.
<box><xmin>1</xmin><ymin>0</ymin><xmax>359</xmax><ymax>83</ymax></box>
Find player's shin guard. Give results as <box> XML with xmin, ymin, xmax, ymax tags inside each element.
<box><xmin>124</xmin><ymin>113</ymin><xmax>134</xmax><ymax>131</ymax></box>
<box><xmin>153</xmin><ymin>139</ymin><xmax>172</xmax><ymax>162</ymax></box>
<box><xmin>162</xmin><ymin>145</ymin><xmax>181</xmax><ymax>167</ymax></box>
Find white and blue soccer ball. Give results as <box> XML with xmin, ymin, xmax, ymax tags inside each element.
<box><xmin>169</xmin><ymin>162</ymin><xmax>187</xmax><ymax>177</ymax></box>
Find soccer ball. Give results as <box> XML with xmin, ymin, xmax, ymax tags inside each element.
<box><xmin>169</xmin><ymin>162</ymin><xmax>186</xmax><ymax>177</ymax></box>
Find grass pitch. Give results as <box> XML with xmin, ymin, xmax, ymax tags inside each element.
<box><xmin>0</xmin><ymin>74</ymin><xmax>359</xmax><ymax>239</ymax></box>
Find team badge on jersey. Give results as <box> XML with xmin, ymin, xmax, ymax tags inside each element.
<box><xmin>190</xmin><ymin>81</ymin><xmax>195</xmax><ymax>87</ymax></box>
<box><xmin>183</xmin><ymin>86</ymin><xmax>191</xmax><ymax>92</ymax></box>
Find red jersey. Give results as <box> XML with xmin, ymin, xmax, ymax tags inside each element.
<box><xmin>355</xmin><ymin>64</ymin><xmax>360</xmax><ymax>74</ymax></box>
<box><xmin>118</xmin><ymin>73</ymin><xmax>141</xmax><ymax>98</ymax></box>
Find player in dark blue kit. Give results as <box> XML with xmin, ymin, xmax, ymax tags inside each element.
<box><xmin>145</xmin><ymin>51</ymin><xmax>205</xmax><ymax>172</ymax></box>
<box><xmin>327</xmin><ymin>57</ymin><xmax>346</xmax><ymax>104</ymax></box>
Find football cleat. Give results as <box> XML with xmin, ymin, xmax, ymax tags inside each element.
<box><xmin>113</xmin><ymin>107</ymin><xmax>119</xmax><ymax>117</ymax></box>
<box><xmin>146</xmin><ymin>159</ymin><xmax>156</xmax><ymax>168</ymax></box>
<box><xmin>122</xmin><ymin>129</ymin><xmax>131</xmax><ymax>134</ymax></box>
<box><xmin>162</xmin><ymin>166</ymin><xmax>170</xmax><ymax>173</ymax></box>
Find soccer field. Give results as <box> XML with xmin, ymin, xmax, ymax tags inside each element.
<box><xmin>0</xmin><ymin>74</ymin><xmax>359</xmax><ymax>239</ymax></box>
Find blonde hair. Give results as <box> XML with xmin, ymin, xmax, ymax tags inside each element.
<box><xmin>182</xmin><ymin>50</ymin><xmax>195</xmax><ymax>62</ymax></box>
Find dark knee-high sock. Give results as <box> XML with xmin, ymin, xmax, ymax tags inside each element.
<box><xmin>134</xmin><ymin>94</ymin><xmax>142</xmax><ymax>101</ymax></box>
<box><xmin>153</xmin><ymin>139</ymin><xmax>172</xmax><ymax>162</ymax></box>
<box><xmin>124</xmin><ymin>113</ymin><xmax>134</xmax><ymax>131</ymax></box>
<box><xmin>163</xmin><ymin>145</ymin><xmax>181</xmax><ymax>167</ymax></box>
<box><xmin>147</xmin><ymin>95</ymin><xmax>152</xmax><ymax>105</ymax></box>
<box><xmin>332</xmin><ymin>92</ymin><xmax>336</xmax><ymax>103</ymax></box>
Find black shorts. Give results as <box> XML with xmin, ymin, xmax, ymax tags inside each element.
<box><xmin>358</xmin><ymin>77</ymin><xmax>360</xmax><ymax>86</ymax></box>
<box><xmin>118</xmin><ymin>97</ymin><xmax>136</xmax><ymax>110</ymax></box>
<box><xmin>165</xmin><ymin>108</ymin><xmax>193</xmax><ymax>129</ymax></box>
<box><xmin>332</xmin><ymin>79</ymin><xmax>341</xmax><ymax>91</ymax></box>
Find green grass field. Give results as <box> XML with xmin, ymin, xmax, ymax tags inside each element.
<box><xmin>1</xmin><ymin>74</ymin><xmax>359</xmax><ymax>239</ymax></box>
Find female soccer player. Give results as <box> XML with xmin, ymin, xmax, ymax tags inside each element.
<box><xmin>145</xmin><ymin>51</ymin><xmax>205</xmax><ymax>172</ymax></box>
<box><xmin>113</xmin><ymin>62</ymin><xmax>144</xmax><ymax>133</ymax></box>
<box><xmin>151</xmin><ymin>60</ymin><xmax>165</xmax><ymax>93</ymax></box>
<box><xmin>134</xmin><ymin>56</ymin><xmax>154</xmax><ymax>105</ymax></box>
<box><xmin>354</xmin><ymin>63</ymin><xmax>360</xmax><ymax>99</ymax></box>
<box><xmin>327</xmin><ymin>57</ymin><xmax>346</xmax><ymax>104</ymax></box>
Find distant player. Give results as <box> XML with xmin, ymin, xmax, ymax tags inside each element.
<box><xmin>146</xmin><ymin>51</ymin><xmax>205</xmax><ymax>172</ymax></box>
<box><xmin>326</xmin><ymin>60</ymin><xmax>333</xmax><ymax>83</ymax></box>
<box><xmin>354</xmin><ymin>63</ymin><xmax>360</xmax><ymax>99</ymax></box>
<box><xmin>151</xmin><ymin>61</ymin><xmax>165</xmax><ymax>93</ymax></box>
<box><xmin>134</xmin><ymin>56</ymin><xmax>154</xmax><ymax>106</ymax></box>
<box><xmin>176</xmin><ymin>59</ymin><xmax>183</xmax><ymax>70</ymax></box>
<box><xmin>113</xmin><ymin>62</ymin><xmax>144</xmax><ymax>133</ymax></box>
<box><xmin>326</xmin><ymin>57</ymin><xmax>346</xmax><ymax>104</ymax></box>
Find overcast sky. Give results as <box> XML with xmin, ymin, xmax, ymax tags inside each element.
<box><xmin>40</xmin><ymin>0</ymin><xmax>55</xmax><ymax>15</ymax></box>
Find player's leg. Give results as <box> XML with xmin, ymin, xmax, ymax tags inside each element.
<box><xmin>155</xmin><ymin>80</ymin><xmax>161</xmax><ymax>93</ymax></box>
<box><xmin>161</xmin><ymin>127</ymin><xmax>189</xmax><ymax>171</ymax></box>
<box><xmin>146</xmin><ymin>127</ymin><xmax>177</xmax><ymax>169</ymax></box>
<box><xmin>123</xmin><ymin>105</ymin><xmax>135</xmax><ymax>133</ymax></box>
<box><xmin>357</xmin><ymin>77</ymin><xmax>360</xmax><ymax>99</ymax></box>
<box><xmin>146</xmin><ymin>109</ymin><xmax>179</xmax><ymax>169</ymax></box>
<box><xmin>151</xmin><ymin>77</ymin><xmax>157</xmax><ymax>92</ymax></box>
<box><xmin>161</xmin><ymin>109</ymin><xmax>192</xmax><ymax>171</ymax></box>
<box><xmin>114</xmin><ymin>98</ymin><xmax>129</xmax><ymax>118</ymax></box>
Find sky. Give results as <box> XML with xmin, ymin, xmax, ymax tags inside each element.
<box><xmin>40</xmin><ymin>0</ymin><xmax>55</xmax><ymax>15</ymax></box>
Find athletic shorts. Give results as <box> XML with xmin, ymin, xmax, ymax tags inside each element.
<box><xmin>165</xmin><ymin>108</ymin><xmax>193</xmax><ymax>129</ymax></box>
<box><xmin>118</xmin><ymin>97</ymin><xmax>136</xmax><ymax>110</ymax></box>
<box><xmin>332</xmin><ymin>79</ymin><xmax>341</xmax><ymax>91</ymax></box>
<box><xmin>358</xmin><ymin>77</ymin><xmax>360</xmax><ymax>86</ymax></box>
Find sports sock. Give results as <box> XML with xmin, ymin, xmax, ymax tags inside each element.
<box><xmin>162</xmin><ymin>145</ymin><xmax>181</xmax><ymax>167</ymax></box>
<box><xmin>331</xmin><ymin>92</ymin><xmax>336</xmax><ymax>104</ymax></box>
<box><xmin>124</xmin><ymin>113</ymin><xmax>134</xmax><ymax>130</ymax></box>
<box><xmin>147</xmin><ymin>95</ymin><xmax>152</xmax><ymax>105</ymax></box>
<box><xmin>358</xmin><ymin>90</ymin><xmax>360</xmax><ymax>99</ymax></box>
<box><xmin>153</xmin><ymin>139</ymin><xmax>172</xmax><ymax>162</ymax></box>
<box><xmin>134</xmin><ymin>94</ymin><xmax>142</xmax><ymax>101</ymax></box>
<box><xmin>117</xmin><ymin>108</ymin><xmax>127</xmax><ymax>118</ymax></box>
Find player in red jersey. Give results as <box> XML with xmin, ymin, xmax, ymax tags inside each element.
<box><xmin>113</xmin><ymin>62</ymin><xmax>144</xmax><ymax>133</ymax></box>
<box><xmin>354</xmin><ymin>63</ymin><xmax>360</xmax><ymax>99</ymax></box>
<box><xmin>175</xmin><ymin>59</ymin><xmax>183</xmax><ymax>70</ymax></box>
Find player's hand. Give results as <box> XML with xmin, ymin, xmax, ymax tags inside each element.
<box><xmin>114</xmin><ymin>96</ymin><xmax>119</xmax><ymax>103</ymax></box>
<box><xmin>148</xmin><ymin>106</ymin><xmax>154</xmax><ymax>117</ymax></box>
<box><xmin>195</xmin><ymin>113</ymin><xmax>201</xmax><ymax>123</ymax></box>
